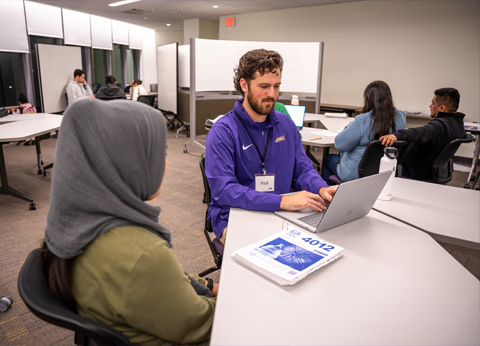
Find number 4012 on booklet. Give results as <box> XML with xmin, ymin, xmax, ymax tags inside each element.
<box><xmin>231</xmin><ymin>228</ymin><xmax>344</xmax><ymax>286</ymax></box>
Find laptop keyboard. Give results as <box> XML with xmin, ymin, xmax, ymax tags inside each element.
<box><xmin>298</xmin><ymin>211</ymin><xmax>326</xmax><ymax>228</ymax></box>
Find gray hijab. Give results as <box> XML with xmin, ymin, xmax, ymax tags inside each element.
<box><xmin>45</xmin><ymin>98</ymin><xmax>169</xmax><ymax>259</ymax></box>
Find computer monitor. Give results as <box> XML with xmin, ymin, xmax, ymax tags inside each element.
<box><xmin>284</xmin><ymin>104</ymin><xmax>306</xmax><ymax>130</ymax></box>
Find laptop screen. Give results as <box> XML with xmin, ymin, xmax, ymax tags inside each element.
<box><xmin>284</xmin><ymin>105</ymin><xmax>306</xmax><ymax>129</ymax></box>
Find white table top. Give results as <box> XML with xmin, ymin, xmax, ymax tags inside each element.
<box><xmin>0</xmin><ymin>113</ymin><xmax>60</xmax><ymax>124</ymax></box>
<box><xmin>0</xmin><ymin>116</ymin><xmax>62</xmax><ymax>142</ymax></box>
<box><xmin>211</xmin><ymin>208</ymin><xmax>479</xmax><ymax>346</ymax></box>
<box><xmin>304</xmin><ymin>113</ymin><xmax>354</xmax><ymax>133</ymax></box>
<box><xmin>300</xmin><ymin>126</ymin><xmax>336</xmax><ymax>147</ymax></box>
<box><xmin>373</xmin><ymin>178</ymin><xmax>480</xmax><ymax>249</ymax></box>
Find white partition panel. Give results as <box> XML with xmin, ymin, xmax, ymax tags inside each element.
<box><xmin>178</xmin><ymin>45</ymin><xmax>190</xmax><ymax>88</ymax></box>
<box><xmin>0</xmin><ymin>1</ymin><xmax>29</xmax><ymax>53</ymax></box>
<box><xmin>112</xmin><ymin>20</ymin><xmax>129</xmax><ymax>45</ymax></box>
<box><xmin>63</xmin><ymin>9</ymin><xmax>91</xmax><ymax>47</ymax></box>
<box><xmin>25</xmin><ymin>1</ymin><xmax>63</xmax><ymax>38</ymax></box>
<box><xmin>129</xmin><ymin>24</ymin><xmax>142</xmax><ymax>50</ymax></box>
<box><xmin>37</xmin><ymin>44</ymin><xmax>82</xmax><ymax>113</ymax></box>
<box><xmin>157</xmin><ymin>43</ymin><xmax>178</xmax><ymax>113</ymax></box>
<box><xmin>91</xmin><ymin>16</ymin><xmax>113</xmax><ymax>50</ymax></box>
<box><xmin>195</xmin><ymin>39</ymin><xmax>320</xmax><ymax>93</ymax></box>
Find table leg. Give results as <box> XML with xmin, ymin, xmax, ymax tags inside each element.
<box><xmin>34</xmin><ymin>137</ymin><xmax>43</xmax><ymax>175</ymax></box>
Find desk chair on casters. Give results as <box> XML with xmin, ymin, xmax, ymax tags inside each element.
<box><xmin>18</xmin><ymin>249</ymin><xmax>133</xmax><ymax>346</ymax></box>
<box><xmin>329</xmin><ymin>140</ymin><xmax>409</xmax><ymax>184</ymax></box>
<box><xmin>137</xmin><ymin>95</ymin><xmax>156</xmax><ymax>107</ymax></box>
<box><xmin>432</xmin><ymin>134</ymin><xmax>474</xmax><ymax>184</ymax></box>
<box><xmin>198</xmin><ymin>157</ymin><xmax>224</xmax><ymax>277</ymax></box>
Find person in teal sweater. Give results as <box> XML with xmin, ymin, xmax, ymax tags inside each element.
<box><xmin>321</xmin><ymin>81</ymin><xmax>406</xmax><ymax>184</ymax></box>
<box><xmin>40</xmin><ymin>98</ymin><xmax>216</xmax><ymax>345</ymax></box>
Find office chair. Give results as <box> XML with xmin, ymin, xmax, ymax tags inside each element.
<box><xmin>124</xmin><ymin>85</ymin><xmax>131</xmax><ymax>93</ymax></box>
<box><xmin>198</xmin><ymin>157</ymin><xmax>224</xmax><ymax>277</ymax></box>
<box><xmin>138</xmin><ymin>95</ymin><xmax>156</xmax><ymax>107</ymax></box>
<box><xmin>431</xmin><ymin>134</ymin><xmax>474</xmax><ymax>184</ymax></box>
<box><xmin>149</xmin><ymin>84</ymin><xmax>158</xmax><ymax>108</ymax></box>
<box><xmin>18</xmin><ymin>249</ymin><xmax>133</xmax><ymax>346</ymax></box>
<box><xmin>329</xmin><ymin>140</ymin><xmax>409</xmax><ymax>184</ymax></box>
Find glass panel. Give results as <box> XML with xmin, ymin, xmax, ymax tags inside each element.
<box><xmin>29</xmin><ymin>35</ymin><xmax>61</xmax><ymax>112</ymax></box>
<box><xmin>112</xmin><ymin>44</ymin><xmax>123</xmax><ymax>88</ymax></box>
<box><xmin>0</xmin><ymin>52</ymin><xmax>27</xmax><ymax>108</ymax></box>
<box><xmin>92</xmin><ymin>49</ymin><xmax>108</xmax><ymax>93</ymax></box>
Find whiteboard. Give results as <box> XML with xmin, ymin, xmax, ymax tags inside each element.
<box><xmin>37</xmin><ymin>44</ymin><xmax>82</xmax><ymax>113</ymax></box>
<box><xmin>194</xmin><ymin>39</ymin><xmax>320</xmax><ymax>93</ymax></box>
<box><xmin>157</xmin><ymin>43</ymin><xmax>177</xmax><ymax>114</ymax></box>
<box><xmin>178</xmin><ymin>45</ymin><xmax>190</xmax><ymax>88</ymax></box>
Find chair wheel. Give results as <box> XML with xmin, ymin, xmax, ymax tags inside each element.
<box><xmin>201</xmin><ymin>153</ymin><xmax>205</xmax><ymax>158</ymax></box>
<box><xmin>43</xmin><ymin>171</ymin><xmax>50</xmax><ymax>177</ymax></box>
<box><xmin>174</xmin><ymin>134</ymin><xmax>179</xmax><ymax>139</ymax></box>
<box><xmin>29</xmin><ymin>203</ymin><xmax>37</xmax><ymax>210</ymax></box>
<box><xmin>183</xmin><ymin>147</ymin><xmax>187</xmax><ymax>153</ymax></box>
<box><xmin>186</xmin><ymin>132</ymin><xmax>190</xmax><ymax>138</ymax></box>
<box><xmin>37</xmin><ymin>169</ymin><xmax>43</xmax><ymax>175</ymax></box>
<box><xmin>464</xmin><ymin>183</ymin><xmax>471</xmax><ymax>189</ymax></box>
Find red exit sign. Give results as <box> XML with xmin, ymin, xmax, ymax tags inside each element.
<box><xmin>226</xmin><ymin>17</ymin><xmax>235</xmax><ymax>27</ymax></box>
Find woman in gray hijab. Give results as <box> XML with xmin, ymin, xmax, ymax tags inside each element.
<box><xmin>40</xmin><ymin>98</ymin><xmax>216</xmax><ymax>345</ymax></box>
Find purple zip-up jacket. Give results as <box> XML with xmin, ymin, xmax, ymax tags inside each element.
<box><xmin>205</xmin><ymin>99</ymin><xmax>328</xmax><ymax>238</ymax></box>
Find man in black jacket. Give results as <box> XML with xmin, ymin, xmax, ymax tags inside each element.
<box><xmin>380</xmin><ymin>88</ymin><xmax>466</xmax><ymax>180</ymax></box>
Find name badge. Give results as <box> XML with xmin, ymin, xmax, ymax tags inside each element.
<box><xmin>255</xmin><ymin>173</ymin><xmax>275</xmax><ymax>192</ymax></box>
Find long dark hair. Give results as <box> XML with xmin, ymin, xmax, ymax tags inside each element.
<box><xmin>40</xmin><ymin>241</ymin><xmax>76</xmax><ymax>310</ymax></box>
<box><xmin>362</xmin><ymin>81</ymin><xmax>397</xmax><ymax>140</ymax></box>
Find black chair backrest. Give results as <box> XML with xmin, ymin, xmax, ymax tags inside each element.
<box><xmin>432</xmin><ymin>134</ymin><xmax>474</xmax><ymax>184</ymax></box>
<box><xmin>18</xmin><ymin>249</ymin><xmax>132</xmax><ymax>346</ymax></box>
<box><xmin>358</xmin><ymin>140</ymin><xmax>410</xmax><ymax>178</ymax></box>
<box><xmin>199</xmin><ymin>157</ymin><xmax>213</xmax><ymax>233</ymax></box>
<box><xmin>138</xmin><ymin>95</ymin><xmax>155</xmax><ymax>107</ymax></box>
<box><xmin>124</xmin><ymin>85</ymin><xmax>131</xmax><ymax>93</ymax></box>
<box><xmin>150</xmin><ymin>83</ymin><xmax>158</xmax><ymax>92</ymax></box>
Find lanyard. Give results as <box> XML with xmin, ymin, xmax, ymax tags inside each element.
<box><xmin>234</xmin><ymin>110</ymin><xmax>271</xmax><ymax>175</ymax></box>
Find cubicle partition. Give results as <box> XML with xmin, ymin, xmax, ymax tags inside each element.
<box><xmin>156</xmin><ymin>42</ymin><xmax>178</xmax><ymax>114</ymax></box>
<box><xmin>183</xmin><ymin>38</ymin><xmax>324</xmax><ymax>152</ymax></box>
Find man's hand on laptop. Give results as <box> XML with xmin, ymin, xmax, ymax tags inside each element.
<box><xmin>319</xmin><ymin>186</ymin><xmax>338</xmax><ymax>202</ymax></box>
<box><xmin>280</xmin><ymin>191</ymin><xmax>326</xmax><ymax>211</ymax></box>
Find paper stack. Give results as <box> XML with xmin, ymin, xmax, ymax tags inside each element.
<box><xmin>232</xmin><ymin>228</ymin><xmax>343</xmax><ymax>285</ymax></box>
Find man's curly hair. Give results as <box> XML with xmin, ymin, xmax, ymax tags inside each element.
<box><xmin>233</xmin><ymin>49</ymin><xmax>283</xmax><ymax>97</ymax></box>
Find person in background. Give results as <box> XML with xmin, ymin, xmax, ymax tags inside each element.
<box><xmin>205</xmin><ymin>49</ymin><xmax>337</xmax><ymax>244</ymax></box>
<box><xmin>130</xmin><ymin>79</ymin><xmax>149</xmax><ymax>101</ymax></box>
<box><xmin>12</xmin><ymin>93</ymin><xmax>37</xmax><ymax>146</ymax></box>
<box><xmin>380</xmin><ymin>87</ymin><xmax>466</xmax><ymax>180</ymax></box>
<box><xmin>95</xmin><ymin>75</ymin><xmax>126</xmax><ymax>100</ymax></box>
<box><xmin>65</xmin><ymin>69</ymin><xmax>94</xmax><ymax>105</ymax></box>
<box><xmin>40</xmin><ymin>98</ymin><xmax>216</xmax><ymax>345</ymax></box>
<box><xmin>321</xmin><ymin>80</ymin><xmax>406</xmax><ymax>184</ymax></box>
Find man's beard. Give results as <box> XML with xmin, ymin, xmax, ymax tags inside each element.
<box><xmin>247</xmin><ymin>92</ymin><xmax>276</xmax><ymax>116</ymax></box>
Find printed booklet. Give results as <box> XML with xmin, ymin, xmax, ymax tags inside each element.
<box><xmin>232</xmin><ymin>228</ymin><xmax>343</xmax><ymax>285</ymax></box>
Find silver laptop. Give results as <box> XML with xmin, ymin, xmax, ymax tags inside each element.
<box><xmin>284</xmin><ymin>105</ymin><xmax>306</xmax><ymax>130</ymax></box>
<box><xmin>274</xmin><ymin>171</ymin><xmax>391</xmax><ymax>233</ymax></box>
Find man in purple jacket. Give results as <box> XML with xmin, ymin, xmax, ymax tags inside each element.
<box><xmin>205</xmin><ymin>49</ymin><xmax>337</xmax><ymax>243</ymax></box>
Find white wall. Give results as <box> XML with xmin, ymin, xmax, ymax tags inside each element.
<box><xmin>219</xmin><ymin>1</ymin><xmax>479</xmax><ymax>124</ymax></box>
<box><xmin>199</xmin><ymin>19</ymin><xmax>219</xmax><ymax>40</ymax></box>
<box><xmin>156</xmin><ymin>30</ymin><xmax>183</xmax><ymax>46</ymax></box>
<box><xmin>140</xmin><ymin>27</ymin><xmax>157</xmax><ymax>90</ymax></box>
<box><xmin>184</xmin><ymin>18</ymin><xmax>200</xmax><ymax>45</ymax></box>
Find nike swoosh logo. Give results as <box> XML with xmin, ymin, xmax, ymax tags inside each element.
<box><xmin>243</xmin><ymin>144</ymin><xmax>253</xmax><ymax>150</ymax></box>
